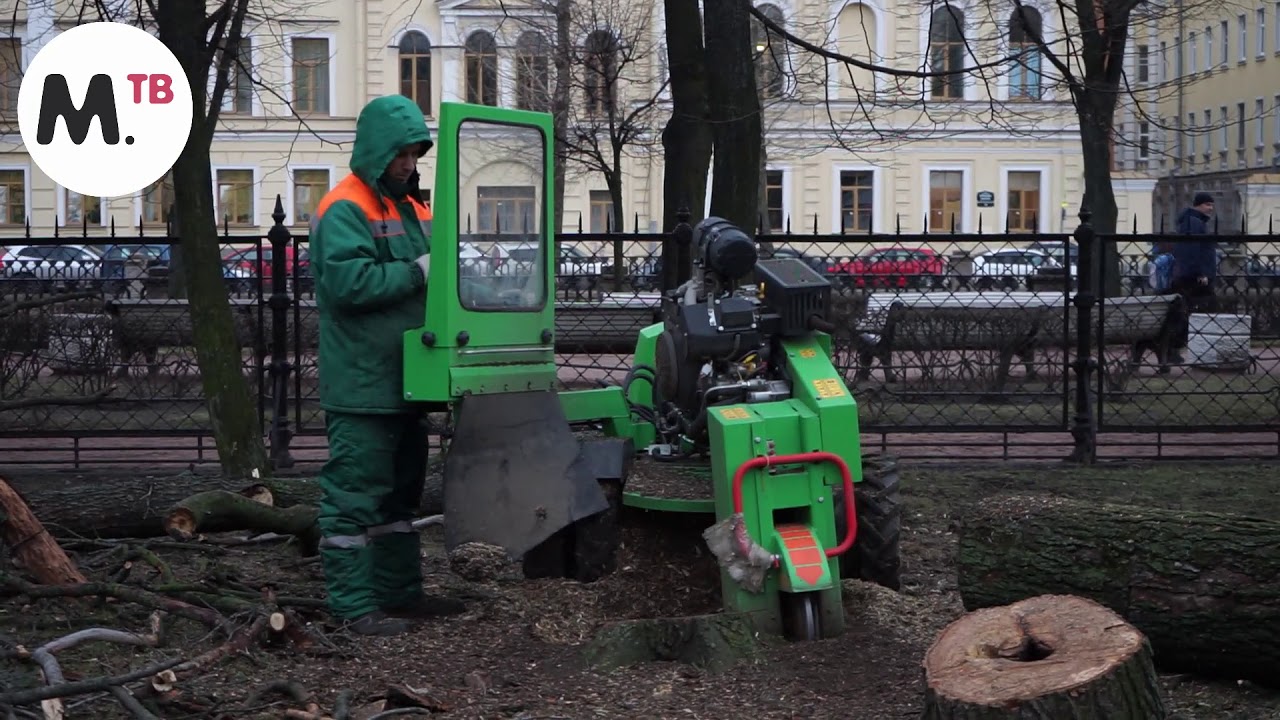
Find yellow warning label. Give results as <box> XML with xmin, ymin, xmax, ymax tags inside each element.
<box><xmin>799</xmin><ymin>348</ymin><xmax>817</xmax><ymax>358</ymax></box>
<box><xmin>812</xmin><ymin>378</ymin><xmax>844</xmax><ymax>398</ymax></box>
<box><xmin>719</xmin><ymin>407</ymin><xmax>750</xmax><ymax>420</ymax></box>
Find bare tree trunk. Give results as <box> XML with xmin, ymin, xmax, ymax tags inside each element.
<box><xmin>156</xmin><ymin>0</ymin><xmax>270</xmax><ymax>479</ymax></box>
<box><xmin>703</xmin><ymin>0</ymin><xmax>761</xmax><ymax>234</ymax></box>
<box><xmin>552</xmin><ymin>0</ymin><xmax>572</xmax><ymax>236</ymax></box>
<box><xmin>660</xmin><ymin>0</ymin><xmax>713</xmax><ymax>289</ymax></box>
<box><xmin>608</xmin><ymin>148</ymin><xmax>626</xmax><ymax>285</ymax></box>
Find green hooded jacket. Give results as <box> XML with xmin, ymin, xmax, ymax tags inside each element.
<box><xmin>310</xmin><ymin>95</ymin><xmax>434</xmax><ymax>414</ymax></box>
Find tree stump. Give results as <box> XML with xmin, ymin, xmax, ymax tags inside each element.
<box><xmin>921</xmin><ymin>595</ymin><xmax>1166</xmax><ymax>720</ymax></box>
<box><xmin>583</xmin><ymin>612</ymin><xmax>760</xmax><ymax>673</ymax></box>
<box><xmin>0</xmin><ymin>476</ymin><xmax>87</xmax><ymax>585</ymax></box>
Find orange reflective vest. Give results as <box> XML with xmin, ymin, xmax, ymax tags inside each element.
<box><xmin>311</xmin><ymin>173</ymin><xmax>432</xmax><ymax>242</ymax></box>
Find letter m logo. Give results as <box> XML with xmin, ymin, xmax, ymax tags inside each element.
<box><xmin>36</xmin><ymin>74</ymin><xmax>121</xmax><ymax>145</ymax></box>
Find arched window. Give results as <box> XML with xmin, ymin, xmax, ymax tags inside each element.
<box><xmin>1008</xmin><ymin>7</ymin><xmax>1043</xmax><ymax>100</ymax></box>
<box><xmin>516</xmin><ymin>32</ymin><xmax>550</xmax><ymax>111</ymax></box>
<box><xmin>929</xmin><ymin>5</ymin><xmax>966</xmax><ymax>99</ymax></box>
<box><xmin>464</xmin><ymin>30</ymin><xmax>498</xmax><ymax>106</ymax></box>
<box><xmin>752</xmin><ymin>4</ymin><xmax>787</xmax><ymax>98</ymax></box>
<box><xmin>583</xmin><ymin>30</ymin><xmax>618</xmax><ymax>116</ymax></box>
<box><xmin>398</xmin><ymin>31</ymin><xmax>432</xmax><ymax>115</ymax></box>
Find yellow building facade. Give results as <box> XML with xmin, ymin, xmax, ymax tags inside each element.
<box><xmin>3</xmin><ymin>0</ymin><xmax>1272</xmax><ymax>251</ymax></box>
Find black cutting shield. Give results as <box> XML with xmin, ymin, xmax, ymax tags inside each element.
<box><xmin>442</xmin><ymin>390</ymin><xmax>609</xmax><ymax>558</ymax></box>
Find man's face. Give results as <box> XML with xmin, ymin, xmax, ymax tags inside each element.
<box><xmin>386</xmin><ymin>142</ymin><xmax>423</xmax><ymax>183</ymax></box>
<box><xmin>1197</xmin><ymin>200</ymin><xmax>1215</xmax><ymax>215</ymax></box>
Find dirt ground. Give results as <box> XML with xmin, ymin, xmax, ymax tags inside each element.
<box><xmin>2</xmin><ymin>460</ymin><xmax>1279</xmax><ymax>719</ymax></box>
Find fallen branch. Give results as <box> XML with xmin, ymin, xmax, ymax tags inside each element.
<box><xmin>152</xmin><ymin>614</ymin><xmax>270</xmax><ymax>690</ymax></box>
<box><xmin>0</xmin><ymin>386</ymin><xmax>120</xmax><ymax>413</ymax></box>
<box><xmin>0</xmin><ymin>476</ymin><xmax>88</xmax><ymax>585</ymax></box>
<box><xmin>0</xmin><ymin>657</ymin><xmax>183</xmax><ymax>706</ymax></box>
<box><xmin>0</xmin><ymin>574</ymin><xmax>224</xmax><ymax>629</ymax></box>
<box><xmin>0</xmin><ymin>290</ymin><xmax>101</xmax><ymax>316</ymax></box>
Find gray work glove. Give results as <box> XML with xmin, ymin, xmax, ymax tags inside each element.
<box><xmin>415</xmin><ymin>254</ymin><xmax>430</xmax><ymax>279</ymax></box>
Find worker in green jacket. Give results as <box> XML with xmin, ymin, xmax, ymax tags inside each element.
<box><xmin>309</xmin><ymin>94</ymin><xmax>464</xmax><ymax>636</ymax></box>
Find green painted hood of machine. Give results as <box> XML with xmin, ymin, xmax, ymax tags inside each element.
<box><xmin>349</xmin><ymin>95</ymin><xmax>434</xmax><ymax>190</ymax></box>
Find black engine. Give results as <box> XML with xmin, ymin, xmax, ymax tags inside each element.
<box><xmin>645</xmin><ymin>217</ymin><xmax>834</xmax><ymax>453</ymax></box>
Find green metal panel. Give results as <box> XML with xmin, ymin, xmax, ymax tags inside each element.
<box><xmin>778</xmin><ymin>337</ymin><xmax>863</xmax><ymax>486</ymax></box>
<box><xmin>707</xmin><ymin>398</ymin><xmax>846</xmax><ymax>636</ymax></box>
<box><xmin>403</xmin><ymin>102</ymin><xmax>558</xmax><ymax>403</ymax></box>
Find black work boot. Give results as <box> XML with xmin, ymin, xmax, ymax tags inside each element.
<box><xmin>383</xmin><ymin>594</ymin><xmax>467</xmax><ymax>620</ymax></box>
<box><xmin>344</xmin><ymin>610</ymin><xmax>415</xmax><ymax>636</ymax></box>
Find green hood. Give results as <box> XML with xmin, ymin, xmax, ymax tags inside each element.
<box><xmin>350</xmin><ymin>95</ymin><xmax>434</xmax><ymax>190</ymax></box>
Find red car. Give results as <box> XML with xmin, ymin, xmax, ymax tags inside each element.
<box><xmin>828</xmin><ymin>246</ymin><xmax>947</xmax><ymax>289</ymax></box>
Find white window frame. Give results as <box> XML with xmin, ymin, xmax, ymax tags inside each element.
<box><xmin>1189</xmin><ymin>32</ymin><xmax>1197</xmax><ymax>73</ymax></box>
<box><xmin>920</xmin><ymin>163</ymin><xmax>972</xmax><ymax>234</ymax></box>
<box><xmin>1239</xmin><ymin>14</ymin><xmax>1248</xmax><ymax>62</ymax></box>
<box><xmin>0</xmin><ymin>164</ymin><xmax>31</xmax><ymax>227</ymax></box>
<box><xmin>831</xmin><ymin>164</ymin><xmax>882</xmax><ymax>234</ymax></box>
<box><xmin>283</xmin><ymin>32</ymin><xmax>338</xmax><ymax>117</ymax></box>
<box><xmin>1220</xmin><ymin>20</ymin><xmax>1229</xmax><ymax>65</ymax></box>
<box><xmin>1258</xmin><ymin>6</ymin><xmax>1267</xmax><ymax>57</ymax></box>
<box><xmin>998</xmin><ymin>164</ymin><xmax>1051</xmax><ymax>234</ymax></box>
<box><xmin>917</xmin><ymin>0</ymin><xmax>980</xmax><ymax>102</ymax></box>
<box><xmin>225</xmin><ymin>33</ymin><xmax>260</xmax><ymax>117</ymax></box>
<box><xmin>55</xmin><ymin>187</ymin><xmax>110</xmax><ymax>228</ymax></box>
<box><xmin>285</xmin><ymin>164</ymin><xmax>336</xmax><ymax>226</ymax></box>
<box><xmin>1204</xmin><ymin>26</ymin><xmax>1212</xmax><ymax>71</ymax></box>
<box><xmin>763</xmin><ymin>164</ymin><xmax>793</xmax><ymax>233</ymax></box>
<box><xmin>210</xmin><ymin>165</ymin><xmax>261</xmax><ymax>227</ymax></box>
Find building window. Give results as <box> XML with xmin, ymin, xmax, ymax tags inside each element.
<box><xmin>583</xmin><ymin>30</ymin><xmax>619</xmax><ymax>116</ymax></box>
<box><xmin>1008</xmin><ymin>7</ymin><xmax>1043</xmax><ymax>99</ymax></box>
<box><xmin>589</xmin><ymin>190</ymin><xmax>613</xmax><ymax>232</ymax></box>
<box><xmin>1258</xmin><ymin>7</ymin><xmax>1267</xmax><ymax>55</ymax></box>
<box><xmin>477</xmin><ymin>186</ymin><xmax>535</xmax><ymax>233</ymax></box>
<box><xmin>216</xmin><ymin>169</ymin><xmax>255</xmax><ymax>225</ymax></box>
<box><xmin>928</xmin><ymin>170</ymin><xmax>963</xmax><ymax>231</ymax></box>
<box><xmin>839</xmin><ymin>170</ymin><xmax>873</xmax><ymax>232</ymax></box>
<box><xmin>1189</xmin><ymin>32</ymin><xmax>1197</xmax><ymax>72</ymax></box>
<box><xmin>398</xmin><ymin>31</ymin><xmax>432</xmax><ymax>116</ymax></box>
<box><xmin>291</xmin><ymin>37</ymin><xmax>330</xmax><ymax>115</ymax></box>
<box><xmin>141</xmin><ymin>175</ymin><xmax>174</xmax><ymax>226</ymax></box>
<box><xmin>751</xmin><ymin>4</ymin><xmax>787</xmax><ymax>99</ymax></box>
<box><xmin>765</xmin><ymin>170</ymin><xmax>784</xmax><ymax>232</ymax></box>
<box><xmin>1204</xmin><ymin>27</ymin><xmax>1212</xmax><ymax>71</ymax></box>
<box><xmin>464</xmin><ymin>31</ymin><xmax>498</xmax><ymax>106</ymax></box>
<box><xmin>1239</xmin><ymin>14</ymin><xmax>1247</xmax><ymax>61</ymax></box>
<box><xmin>929</xmin><ymin>5</ymin><xmax>966</xmax><ymax>99</ymax></box>
<box><xmin>1136</xmin><ymin>44</ymin><xmax>1149</xmax><ymax>83</ymax></box>
<box><xmin>1221</xmin><ymin>20</ymin><xmax>1229</xmax><ymax>64</ymax></box>
<box><xmin>1138</xmin><ymin>122</ymin><xmax>1151</xmax><ymax>162</ymax></box>
<box><xmin>224</xmin><ymin>36</ymin><xmax>253</xmax><ymax>114</ymax></box>
<box><xmin>292</xmin><ymin>169</ymin><xmax>329</xmax><ymax>225</ymax></box>
<box><xmin>515</xmin><ymin>32</ymin><xmax>550</xmax><ymax>112</ymax></box>
<box><xmin>1006</xmin><ymin>171</ymin><xmax>1040</xmax><ymax>232</ymax></box>
<box><xmin>1257</xmin><ymin>98</ymin><xmax>1266</xmax><ymax>165</ymax></box>
<box><xmin>0</xmin><ymin>38</ymin><xmax>18</xmax><ymax>117</ymax></box>
<box><xmin>0</xmin><ymin>169</ymin><xmax>24</xmax><ymax>225</ymax></box>
<box><xmin>1238</xmin><ymin>101</ymin><xmax>1246</xmax><ymax>149</ymax></box>
<box><xmin>63</xmin><ymin>190</ymin><xmax>102</xmax><ymax>226</ymax></box>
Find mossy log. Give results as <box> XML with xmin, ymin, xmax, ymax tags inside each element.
<box><xmin>957</xmin><ymin>494</ymin><xmax>1280</xmax><ymax>687</ymax></box>
<box><xmin>583</xmin><ymin>612</ymin><xmax>759</xmax><ymax>673</ymax></box>
<box><xmin>921</xmin><ymin>594</ymin><xmax>1166</xmax><ymax>719</ymax></box>
<box><xmin>164</xmin><ymin>490</ymin><xmax>320</xmax><ymax>553</ymax></box>
<box><xmin>0</xmin><ymin>473</ymin><xmax>324</xmax><ymax>539</ymax></box>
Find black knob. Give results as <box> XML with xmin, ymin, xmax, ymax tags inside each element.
<box><xmin>541</xmin><ymin>328</ymin><xmax>553</xmax><ymax>344</ymax></box>
<box><xmin>420</xmin><ymin>331</ymin><xmax>436</xmax><ymax>347</ymax></box>
<box><xmin>457</xmin><ymin>331</ymin><xmax>470</xmax><ymax>346</ymax></box>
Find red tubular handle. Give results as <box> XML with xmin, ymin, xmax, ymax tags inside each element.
<box><xmin>731</xmin><ymin>450</ymin><xmax>858</xmax><ymax>559</ymax></box>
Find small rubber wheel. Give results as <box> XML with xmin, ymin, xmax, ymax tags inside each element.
<box><xmin>782</xmin><ymin>592</ymin><xmax>822</xmax><ymax>642</ymax></box>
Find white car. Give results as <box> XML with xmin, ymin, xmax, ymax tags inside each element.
<box><xmin>1</xmin><ymin>243</ymin><xmax>103</xmax><ymax>284</ymax></box>
<box><xmin>490</xmin><ymin>240</ymin><xmax>603</xmax><ymax>290</ymax></box>
<box><xmin>971</xmin><ymin>248</ymin><xmax>1073</xmax><ymax>290</ymax></box>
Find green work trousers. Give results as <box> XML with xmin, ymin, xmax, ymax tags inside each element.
<box><xmin>317</xmin><ymin>411</ymin><xmax>429</xmax><ymax>620</ymax></box>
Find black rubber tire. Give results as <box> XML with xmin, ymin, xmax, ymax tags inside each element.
<box><xmin>835</xmin><ymin>453</ymin><xmax>902</xmax><ymax>591</ymax></box>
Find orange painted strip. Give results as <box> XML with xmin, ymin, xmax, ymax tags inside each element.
<box><xmin>796</xmin><ymin>565</ymin><xmax>825</xmax><ymax>585</ymax></box>
<box><xmin>788</xmin><ymin>547</ymin><xmax>824</xmax><ymax>566</ymax></box>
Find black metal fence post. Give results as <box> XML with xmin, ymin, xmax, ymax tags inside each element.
<box><xmin>267</xmin><ymin>195</ymin><xmax>295</xmax><ymax>468</ymax></box>
<box><xmin>1070</xmin><ymin>209</ymin><xmax>1098</xmax><ymax>463</ymax></box>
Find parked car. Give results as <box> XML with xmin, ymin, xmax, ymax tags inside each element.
<box><xmin>971</xmin><ymin>247</ymin><xmax>1070</xmax><ymax>290</ymax></box>
<box><xmin>1</xmin><ymin>243</ymin><xmax>104</xmax><ymax>286</ymax></box>
<box><xmin>491</xmin><ymin>240</ymin><xmax>604</xmax><ymax>290</ymax></box>
<box><xmin>827</xmin><ymin>246</ymin><xmax>947</xmax><ymax>289</ymax></box>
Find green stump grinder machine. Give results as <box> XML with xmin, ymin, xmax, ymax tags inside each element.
<box><xmin>403</xmin><ymin>102</ymin><xmax>901</xmax><ymax>643</ymax></box>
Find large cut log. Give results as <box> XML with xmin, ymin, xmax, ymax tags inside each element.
<box><xmin>0</xmin><ymin>476</ymin><xmax>88</xmax><ymax>584</ymax></box>
<box><xmin>164</xmin><ymin>490</ymin><xmax>321</xmax><ymax>553</ymax></box>
<box><xmin>0</xmin><ymin>472</ymin><xmax>326</xmax><ymax>539</ymax></box>
<box><xmin>957</xmin><ymin>494</ymin><xmax>1280</xmax><ymax>687</ymax></box>
<box><xmin>921</xmin><ymin>594</ymin><xmax>1166</xmax><ymax>719</ymax></box>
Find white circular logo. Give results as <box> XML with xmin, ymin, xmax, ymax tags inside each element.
<box><xmin>17</xmin><ymin>22</ymin><xmax>193</xmax><ymax>198</ymax></box>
